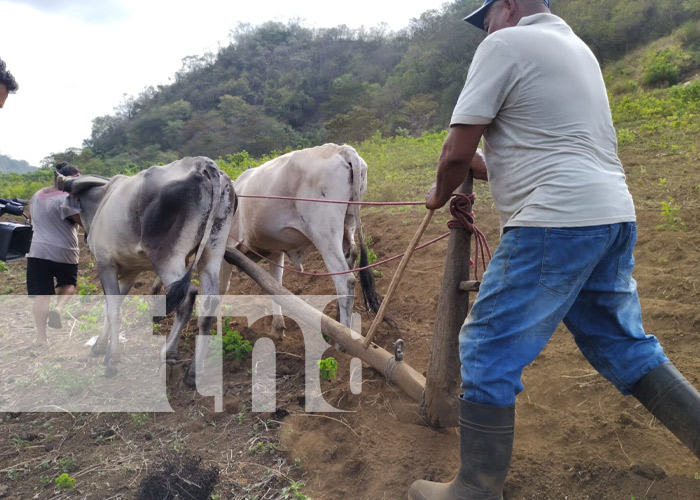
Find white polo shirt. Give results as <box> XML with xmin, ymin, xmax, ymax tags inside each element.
<box><xmin>451</xmin><ymin>14</ymin><xmax>636</xmax><ymax>230</ymax></box>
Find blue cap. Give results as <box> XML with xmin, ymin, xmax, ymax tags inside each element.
<box><xmin>465</xmin><ymin>0</ymin><xmax>550</xmax><ymax>31</ymax></box>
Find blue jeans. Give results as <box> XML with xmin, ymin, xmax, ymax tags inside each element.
<box><xmin>460</xmin><ymin>223</ymin><xmax>669</xmax><ymax>406</ymax></box>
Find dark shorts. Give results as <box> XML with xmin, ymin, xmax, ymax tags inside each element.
<box><xmin>26</xmin><ymin>257</ymin><xmax>78</xmax><ymax>297</ymax></box>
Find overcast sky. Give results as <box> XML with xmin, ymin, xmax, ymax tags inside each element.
<box><xmin>0</xmin><ymin>0</ymin><xmax>455</xmax><ymax>167</ymax></box>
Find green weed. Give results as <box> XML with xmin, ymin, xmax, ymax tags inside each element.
<box><xmin>77</xmin><ymin>276</ymin><xmax>99</xmax><ymax>296</ymax></box>
<box><xmin>55</xmin><ymin>473</ymin><xmax>77</xmax><ymax>490</ymax></box>
<box><xmin>11</xmin><ymin>436</ymin><xmax>30</xmax><ymax>449</ymax></box>
<box><xmin>657</xmin><ymin>197</ymin><xmax>685</xmax><ymax>231</ymax></box>
<box><xmin>57</xmin><ymin>457</ymin><xmax>77</xmax><ymax>474</ymax></box>
<box><xmin>281</xmin><ymin>480</ymin><xmax>311</xmax><ymax>500</ymax></box>
<box><xmin>210</xmin><ymin>318</ymin><xmax>252</xmax><ymax>363</ymax></box>
<box><xmin>131</xmin><ymin>412</ymin><xmax>150</xmax><ymax>428</ymax></box>
<box><xmin>318</xmin><ymin>357</ymin><xmax>338</xmax><ymax>381</ymax></box>
<box><xmin>247</xmin><ymin>439</ymin><xmax>279</xmax><ymax>455</ymax></box>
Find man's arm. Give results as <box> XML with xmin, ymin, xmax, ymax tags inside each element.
<box><xmin>426</xmin><ymin>124</ymin><xmax>487</xmax><ymax>209</ymax></box>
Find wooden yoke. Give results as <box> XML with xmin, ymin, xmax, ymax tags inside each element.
<box><xmin>422</xmin><ymin>173</ymin><xmax>474</xmax><ymax>428</ymax></box>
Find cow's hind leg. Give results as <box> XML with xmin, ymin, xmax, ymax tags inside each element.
<box><xmin>317</xmin><ymin>242</ymin><xmax>356</xmax><ymax>330</ymax></box>
<box><xmin>343</xmin><ymin>212</ymin><xmax>359</xmax><ymax>269</ymax></box>
<box><xmin>184</xmin><ymin>248</ymin><xmax>224</xmax><ymax>387</ymax></box>
<box><xmin>161</xmin><ymin>284</ymin><xmax>197</xmax><ymax>364</ymax></box>
<box><xmin>268</xmin><ymin>252</ymin><xmax>287</xmax><ymax>340</ymax></box>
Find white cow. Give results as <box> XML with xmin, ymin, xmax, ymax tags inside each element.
<box><xmin>221</xmin><ymin>143</ymin><xmax>381</xmax><ymax>339</ymax></box>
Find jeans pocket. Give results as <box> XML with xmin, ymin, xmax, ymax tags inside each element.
<box><xmin>539</xmin><ymin>227</ymin><xmax>609</xmax><ymax>296</ymax></box>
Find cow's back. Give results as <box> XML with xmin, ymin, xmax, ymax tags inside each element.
<box><xmin>88</xmin><ymin>157</ymin><xmax>225</xmax><ymax>268</ymax></box>
<box><xmin>231</xmin><ymin>144</ymin><xmax>366</xmax><ymax>253</ymax></box>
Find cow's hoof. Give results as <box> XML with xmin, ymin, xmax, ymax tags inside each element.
<box><xmin>271</xmin><ymin>328</ymin><xmax>286</xmax><ymax>342</ymax></box>
<box><xmin>165</xmin><ymin>352</ymin><xmax>179</xmax><ymax>365</ymax></box>
<box><xmin>183</xmin><ymin>371</ymin><xmax>196</xmax><ymax>388</ymax></box>
<box><xmin>105</xmin><ymin>365</ymin><xmax>119</xmax><ymax>378</ymax></box>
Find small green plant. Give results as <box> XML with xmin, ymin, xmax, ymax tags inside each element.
<box><xmin>211</xmin><ymin>318</ymin><xmax>252</xmax><ymax>363</ymax></box>
<box><xmin>57</xmin><ymin>457</ymin><xmax>77</xmax><ymax>474</ymax></box>
<box><xmin>11</xmin><ymin>436</ymin><xmax>30</xmax><ymax>449</ymax></box>
<box><xmin>281</xmin><ymin>480</ymin><xmax>310</xmax><ymax>500</ymax></box>
<box><xmin>234</xmin><ymin>402</ymin><xmax>246</xmax><ymax>425</ymax></box>
<box><xmin>0</xmin><ymin>261</ymin><xmax>7</xmax><ymax>272</ymax></box>
<box><xmin>695</xmin><ymin>472</ymin><xmax>700</xmax><ymax>479</ymax></box>
<box><xmin>5</xmin><ymin>469</ymin><xmax>17</xmax><ymax>481</ymax></box>
<box><xmin>55</xmin><ymin>473</ymin><xmax>76</xmax><ymax>490</ymax></box>
<box><xmin>657</xmin><ymin>197</ymin><xmax>685</xmax><ymax>231</ymax></box>
<box><xmin>616</xmin><ymin>128</ymin><xmax>635</xmax><ymax>145</ymax></box>
<box><xmin>131</xmin><ymin>412</ymin><xmax>150</xmax><ymax>428</ymax></box>
<box><xmin>77</xmin><ymin>276</ymin><xmax>98</xmax><ymax>295</ymax></box>
<box><xmin>318</xmin><ymin>356</ymin><xmax>338</xmax><ymax>381</ymax></box>
<box><xmin>234</xmin><ymin>411</ymin><xmax>245</xmax><ymax>425</ymax></box>
<box><xmin>248</xmin><ymin>439</ymin><xmax>279</xmax><ymax>455</ymax></box>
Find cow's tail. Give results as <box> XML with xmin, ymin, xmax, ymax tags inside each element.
<box><xmin>165</xmin><ymin>158</ymin><xmax>224</xmax><ymax>315</ymax></box>
<box><xmin>165</xmin><ymin>267</ymin><xmax>195</xmax><ymax>315</ymax></box>
<box><xmin>341</xmin><ymin>146</ymin><xmax>385</xmax><ymax>320</ymax></box>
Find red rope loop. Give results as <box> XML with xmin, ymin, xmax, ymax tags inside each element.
<box><xmin>447</xmin><ymin>193</ymin><xmax>492</xmax><ymax>281</ymax></box>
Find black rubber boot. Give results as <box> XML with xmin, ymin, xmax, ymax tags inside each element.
<box><xmin>632</xmin><ymin>362</ymin><xmax>700</xmax><ymax>459</ymax></box>
<box><xmin>408</xmin><ymin>398</ymin><xmax>514</xmax><ymax>500</ymax></box>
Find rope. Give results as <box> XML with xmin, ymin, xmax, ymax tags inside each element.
<box><xmin>232</xmin><ymin>232</ymin><xmax>450</xmax><ymax>277</ymax></box>
<box><xmin>231</xmin><ymin>192</ymin><xmax>490</xmax><ymax>279</ymax></box>
<box><xmin>236</xmin><ymin>194</ymin><xmax>425</xmax><ymax>206</ymax></box>
<box><xmin>447</xmin><ymin>193</ymin><xmax>492</xmax><ymax>281</ymax></box>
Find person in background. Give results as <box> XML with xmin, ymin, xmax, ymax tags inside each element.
<box><xmin>26</xmin><ymin>163</ymin><xmax>82</xmax><ymax>345</ymax></box>
<box><xmin>410</xmin><ymin>1</ymin><xmax>700</xmax><ymax>499</ymax></box>
<box><xmin>0</xmin><ymin>57</ymin><xmax>19</xmax><ymax>108</ymax></box>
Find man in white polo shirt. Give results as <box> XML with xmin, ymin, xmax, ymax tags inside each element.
<box><xmin>410</xmin><ymin>1</ymin><xmax>700</xmax><ymax>499</ymax></box>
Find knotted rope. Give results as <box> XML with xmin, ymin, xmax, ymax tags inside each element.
<box><xmin>447</xmin><ymin>193</ymin><xmax>491</xmax><ymax>281</ymax></box>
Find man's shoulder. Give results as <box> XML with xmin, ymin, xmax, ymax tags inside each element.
<box><xmin>490</xmin><ymin>14</ymin><xmax>570</xmax><ymax>41</ymax></box>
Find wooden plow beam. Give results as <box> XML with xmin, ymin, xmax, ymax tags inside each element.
<box><xmin>225</xmin><ymin>247</ymin><xmax>426</xmax><ymax>403</ymax></box>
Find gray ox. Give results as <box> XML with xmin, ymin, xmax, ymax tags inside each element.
<box><xmin>221</xmin><ymin>143</ymin><xmax>381</xmax><ymax>339</ymax></box>
<box><xmin>56</xmin><ymin>157</ymin><xmax>235</xmax><ymax>386</ymax></box>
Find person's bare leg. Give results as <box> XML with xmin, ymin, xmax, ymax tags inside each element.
<box><xmin>32</xmin><ymin>295</ymin><xmax>51</xmax><ymax>345</ymax></box>
<box><xmin>55</xmin><ymin>284</ymin><xmax>75</xmax><ymax>314</ymax></box>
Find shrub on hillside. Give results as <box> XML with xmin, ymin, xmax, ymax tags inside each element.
<box><xmin>642</xmin><ymin>47</ymin><xmax>690</xmax><ymax>87</ymax></box>
<box><xmin>679</xmin><ymin>20</ymin><xmax>700</xmax><ymax>48</ymax></box>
